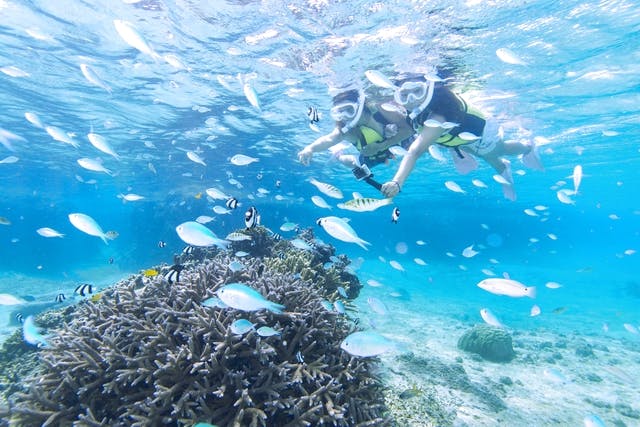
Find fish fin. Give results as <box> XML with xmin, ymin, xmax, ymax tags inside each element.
<box><xmin>100</xmin><ymin>235</ymin><xmax>109</xmax><ymax>245</ymax></box>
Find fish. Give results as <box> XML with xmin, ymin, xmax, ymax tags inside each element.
<box><xmin>552</xmin><ymin>306</ymin><xmax>567</xmax><ymax>315</ymax></box>
<box><xmin>244</xmin><ymin>206</ymin><xmax>260</xmax><ymax>229</ymax></box>
<box><xmin>279</xmin><ymin>222</ymin><xmax>298</xmax><ymax>232</ymax></box>
<box><xmin>68</xmin><ymin>213</ymin><xmax>109</xmax><ymax>244</ymax></box>
<box><xmin>458</xmin><ymin>132</ymin><xmax>480</xmax><ymax>141</ymax></box>
<box><xmin>105</xmin><ymin>230</ymin><xmax>119</xmax><ymax>240</ymax></box>
<box><xmin>90</xmin><ymin>293</ymin><xmax>103</xmax><ymax>303</ymax></box>
<box><xmin>143</xmin><ymin>269</ymin><xmax>159</xmax><ymax>277</ymax></box>
<box><xmin>80</xmin><ymin>63</ymin><xmax>112</xmax><ymax>93</ymax></box>
<box><xmin>523</xmin><ymin>208</ymin><xmax>538</xmax><ymax>217</ymax></box>
<box><xmin>230</xmin><ymin>154</ymin><xmax>259</xmax><ymax>166</ymax></box>
<box><xmin>391</xmin><ymin>207</ymin><xmax>400</xmax><ymax>223</ymax></box>
<box><xmin>216</xmin><ymin>283</ymin><xmax>285</xmax><ymax>313</ymax></box>
<box><xmin>46</xmin><ymin>126</ymin><xmax>79</xmax><ymax>148</ymax></box>
<box><xmin>389</xmin><ymin>260</ymin><xmax>405</xmax><ymax>272</ymax></box>
<box><xmin>388</xmin><ymin>146</ymin><xmax>408</xmax><ymax>157</ymax></box>
<box><xmin>0</xmin><ymin>155</ymin><xmax>19</xmax><ymax>164</ymax></box>
<box><xmin>228</xmin><ymin>261</ymin><xmax>245</xmax><ymax>272</ymax></box>
<box><xmin>275</xmin><ymin>179</ymin><xmax>281</xmax><ymax>188</ymax></box>
<box><xmin>74</xmin><ymin>283</ymin><xmax>93</xmax><ymax>297</ymax></box>
<box><xmin>225</xmin><ymin>232</ymin><xmax>252</xmax><ymax>242</ymax></box>
<box><xmin>414</xmin><ymin>258</ymin><xmax>427</xmax><ymax>266</ymax></box>
<box><xmin>77</xmin><ymin>158</ymin><xmax>112</xmax><ymax>175</ymax></box>
<box><xmin>333</xmin><ymin>300</ymin><xmax>346</xmax><ymax>314</ymax></box>
<box><xmin>340</xmin><ymin>331</ymin><xmax>395</xmax><ymax>357</ymax></box>
<box><xmin>225</xmin><ymin>197</ymin><xmax>239</xmax><ymax>209</ymax></box>
<box><xmin>428</xmin><ymin>144</ymin><xmax>447</xmax><ymax>162</ymax></box>
<box><xmin>556</xmin><ymin>189</ymin><xmax>575</xmax><ymax>204</ymax></box>
<box><xmin>337</xmin><ymin>286</ymin><xmax>348</xmax><ymax>298</ymax></box>
<box><xmin>543</xmin><ymin>368</ymin><xmax>569</xmax><ymax>384</ymax></box>
<box><xmin>399</xmin><ymin>386</ymin><xmax>422</xmax><ymax>400</ymax></box>
<box><xmin>205</xmin><ymin>187</ymin><xmax>229</xmax><ymax>200</ymax></box>
<box><xmin>118</xmin><ymin>193</ymin><xmax>144</xmax><ymax>202</ymax></box>
<box><xmin>213</xmin><ymin>206</ymin><xmax>231</xmax><ymax>215</ymax></box>
<box><xmin>472</xmin><ymin>179</ymin><xmax>488</xmax><ymax>188</ymax></box>
<box><xmin>290</xmin><ymin>238</ymin><xmax>313</xmax><ymax>251</ymax></box>
<box><xmin>164</xmin><ymin>264</ymin><xmax>185</xmax><ymax>284</ymax></box>
<box><xmin>337</xmin><ymin>197</ymin><xmax>393</xmax><ymax>212</ymax></box>
<box><xmin>187</xmin><ymin>151</ymin><xmax>206</xmax><ymax>166</ymax></box>
<box><xmin>36</xmin><ymin>227</ymin><xmax>64</xmax><ymax>238</ymax></box>
<box><xmin>545</xmin><ymin>282</ymin><xmax>562</xmax><ymax>289</ymax></box>
<box><xmin>23</xmin><ymin>315</ymin><xmax>48</xmax><ymax>347</ymax></box>
<box><xmin>113</xmin><ymin>19</ymin><xmax>160</xmax><ymax>59</ymax></box>
<box><xmin>367</xmin><ymin>297</ymin><xmax>387</xmax><ymax>315</ymax></box>
<box><xmin>0</xmin><ymin>293</ymin><xmax>26</xmax><ymax>305</ymax></box>
<box><xmin>480</xmin><ymin>308</ymin><xmax>504</xmax><ymax>328</ymax></box>
<box><xmin>462</xmin><ymin>245</ymin><xmax>479</xmax><ymax>258</ymax></box>
<box><xmin>364</xmin><ymin>70</ymin><xmax>397</xmax><ymax>89</ymax></box>
<box><xmin>235</xmin><ymin>251</ymin><xmax>249</xmax><ymax>257</ymax></box>
<box><xmin>55</xmin><ymin>293</ymin><xmax>66</xmax><ymax>303</ymax></box>
<box><xmin>444</xmin><ymin>180</ymin><xmax>465</xmax><ymax>194</ymax></box>
<box><xmin>530</xmin><ymin>304</ymin><xmax>541</xmax><ymax>317</ymax></box>
<box><xmin>309</xmin><ymin>178</ymin><xmax>343</xmax><ymax>199</ymax></box>
<box><xmin>25</xmin><ymin>112</ymin><xmax>43</xmax><ymax>128</ymax></box>
<box><xmin>496</xmin><ymin>47</ymin><xmax>527</xmax><ymax>65</ymax></box>
<box><xmin>195</xmin><ymin>215</ymin><xmax>214</xmax><ymax>224</ymax></box>
<box><xmin>623</xmin><ymin>323</ymin><xmax>638</xmax><ymax>334</ymax></box>
<box><xmin>572</xmin><ymin>165</ymin><xmax>583</xmax><ymax>193</ymax></box>
<box><xmin>158</xmin><ymin>240</ymin><xmax>166</xmax><ymax>248</ymax></box>
<box><xmin>311</xmin><ymin>195</ymin><xmax>332</xmax><ymax>209</ymax></box>
<box><xmin>307</xmin><ymin>106</ymin><xmax>320</xmax><ymax>124</ymax></box>
<box><xmin>316</xmin><ymin>216</ymin><xmax>370</xmax><ymax>250</ymax></box>
<box><xmin>87</xmin><ymin>132</ymin><xmax>119</xmax><ymax>160</ymax></box>
<box><xmin>230</xmin><ymin>319</ymin><xmax>255</xmax><ymax>335</ymax></box>
<box><xmin>477</xmin><ymin>278</ymin><xmax>536</xmax><ymax>298</ymax></box>
<box><xmin>176</xmin><ymin>221</ymin><xmax>229</xmax><ymax>248</ymax></box>
<box><xmin>243</xmin><ymin>82</ymin><xmax>261</xmax><ymax>111</ymax></box>
<box><xmin>257</xmin><ymin>326</ymin><xmax>281</xmax><ymax>337</ymax></box>
<box><xmin>15</xmin><ymin>313</ymin><xmax>24</xmax><ymax>323</ymax></box>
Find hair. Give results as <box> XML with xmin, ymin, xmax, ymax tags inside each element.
<box><xmin>331</xmin><ymin>89</ymin><xmax>359</xmax><ymax>105</ymax></box>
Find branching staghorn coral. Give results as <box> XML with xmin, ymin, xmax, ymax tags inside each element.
<box><xmin>9</xmin><ymin>250</ymin><xmax>387</xmax><ymax>426</ymax></box>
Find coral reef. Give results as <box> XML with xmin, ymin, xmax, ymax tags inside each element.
<box><xmin>8</xmin><ymin>248</ymin><xmax>387</xmax><ymax>426</ymax></box>
<box><xmin>457</xmin><ymin>324</ymin><xmax>515</xmax><ymax>363</ymax></box>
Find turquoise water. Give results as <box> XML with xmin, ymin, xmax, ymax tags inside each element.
<box><xmin>0</xmin><ymin>0</ymin><xmax>639</xmax><ymax>424</ymax></box>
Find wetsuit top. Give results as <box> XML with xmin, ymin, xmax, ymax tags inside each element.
<box><xmin>411</xmin><ymin>84</ymin><xmax>486</xmax><ymax>147</ymax></box>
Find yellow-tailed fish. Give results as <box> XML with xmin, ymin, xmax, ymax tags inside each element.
<box><xmin>337</xmin><ymin>197</ymin><xmax>392</xmax><ymax>212</ymax></box>
<box><xmin>143</xmin><ymin>268</ymin><xmax>159</xmax><ymax>277</ymax></box>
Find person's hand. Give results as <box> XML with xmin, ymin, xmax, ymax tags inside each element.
<box><xmin>298</xmin><ymin>147</ymin><xmax>313</xmax><ymax>165</ymax></box>
<box><xmin>381</xmin><ymin>180</ymin><xmax>401</xmax><ymax>198</ymax></box>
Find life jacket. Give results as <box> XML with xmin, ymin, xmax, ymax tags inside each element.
<box><xmin>412</xmin><ymin>92</ymin><xmax>486</xmax><ymax>147</ymax></box>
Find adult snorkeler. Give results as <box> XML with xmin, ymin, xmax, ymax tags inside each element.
<box><xmin>297</xmin><ymin>86</ymin><xmax>414</xmax><ymax>189</ymax></box>
<box><xmin>379</xmin><ymin>72</ymin><xmax>543</xmax><ymax>201</ymax></box>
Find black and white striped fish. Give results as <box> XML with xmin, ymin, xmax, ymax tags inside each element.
<box><xmin>74</xmin><ymin>283</ymin><xmax>93</xmax><ymax>297</ymax></box>
<box><xmin>182</xmin><ymin>245</ymin><xmax>195</xmax><ymax>256</ymax></box>
<box><xmin>391</xmin><ymin>207</ymin><xmax>400</xmax><ymax>224</ymax></box>
<box><xmin>225</xmin><ymin>197</ymin><xmax>239</xmax><ymax>210</ymax></box>
<box><xmin>244</xmin><ymin>206</ymin><xmax>260</xmax><ymax>229</ymax></box>
<box><xmin>15</xmin><ymin>313</ymin><xmax>24</xmax><ymax>324</ymax></box>
<box><xmin>158</xmin><ymin>240</ymin><xmax>166</xmax><ymax>248</ymax></box>
<box><xmin>164</xmin><ymin>264</ymin><xmax>185</xmax><ymax>284</ymax></box>
<box><xmin>55</xmin><ymin>293</ymin><xmax>66</xmax><ymax>303</ymax></box>
<box><xmin>307</xmin><ymin>106</ymin><xmax>320</xmax><ymax>124</ymax></box>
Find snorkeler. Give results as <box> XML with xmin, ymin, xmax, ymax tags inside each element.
<box><xmin>297</xmin><ymin>87</ymin><xmax>414</xmax><ymax>189</ymax></box>
<box><xmin>379</xmin><ymin>72</ymin><xmax>544</xmax><ymax>201</ymax></box>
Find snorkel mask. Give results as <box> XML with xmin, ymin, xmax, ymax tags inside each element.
<box><xmin>393</xmin><ymin>76</ymin><xmax>435</xmax><ymax>120</ymax></box>
<box><xmin>330</xmin><ymin>89</ymin><xmax>365</xmax><ymax>133</ymax></box>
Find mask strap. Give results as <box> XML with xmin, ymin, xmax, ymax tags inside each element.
<box><xmin>340</xmin><ymin>89</ymin><xmax>365</xmax><ymax>133</ymax></box>
<box><xmin>408</xmin><ymin>79</ymin><xmax>435</xmax><ymax>120</ymax></box>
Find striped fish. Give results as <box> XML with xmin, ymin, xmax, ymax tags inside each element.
<box><xmin>226</xmin><ymin>232</ymin><xmax>252</xmax><ymax>241</ymax></box>
<box><xmin>309</xmin><ymin>178</ymin><xmax>343</xmax><ymax>199</ymax></box>
<box><xmin>337</xmin><ymin>197</ymin><xmax>393</xmax><ymax>212</ymax></box>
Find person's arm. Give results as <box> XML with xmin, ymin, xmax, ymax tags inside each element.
<box><xmin>298</xmin><ymin>127</ymin><xmax>343</xmax><ymax>165</ymax></box>
<box><xmin>380</xmin><ymin>113</ymin><xmax>446</xmax><ymax>197</ymax></box>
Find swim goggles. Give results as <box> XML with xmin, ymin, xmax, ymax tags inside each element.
<box><xmin>330</xmin><ymin>89</ymin><xmax>365</xmax><ymax>133</ymax></box>
<box><xmin>393</xmin><ymin>78</ymin><xmax>435</xmax><ymax>120</ymax></box>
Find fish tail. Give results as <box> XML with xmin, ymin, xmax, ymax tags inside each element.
<box><xmin>268</xmin><ymin>302</ymin><xmax>285</xmax><ymax>314</ymax></box>
<box><xmin>100</xmin><ymin>234</ymin><xmax>109</xmax><ymax>245</ymax></box>
<box><xmin>357</xmin><ymin>239</ymin><xmax>371</xmax><ymax>251</ymax></box>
